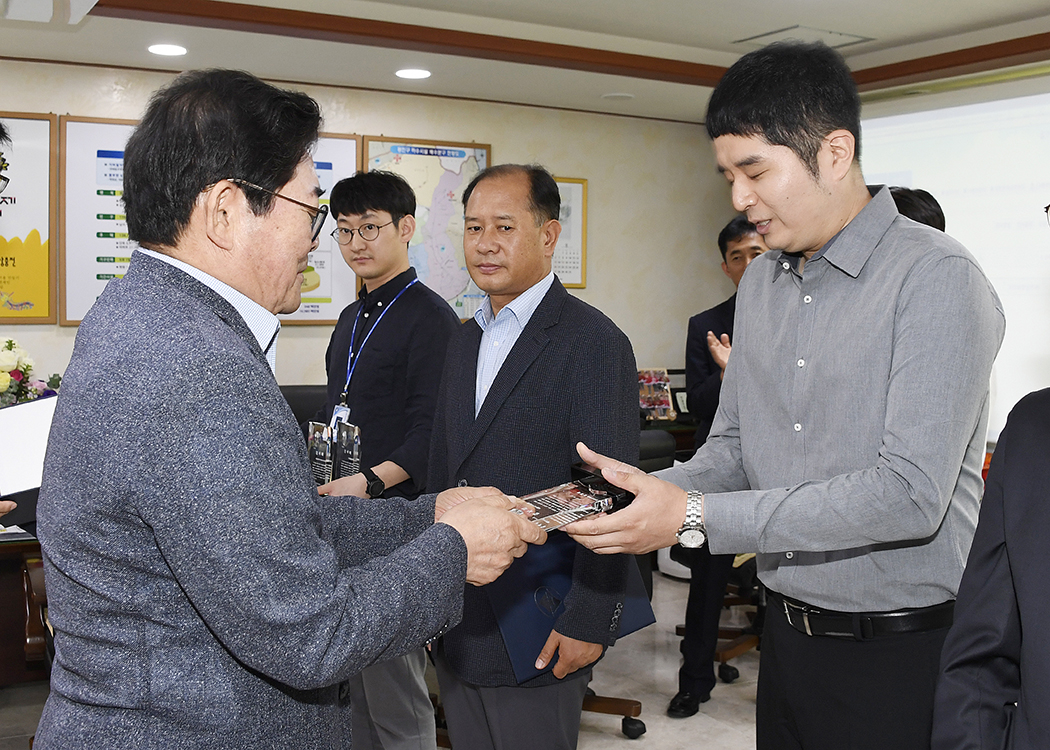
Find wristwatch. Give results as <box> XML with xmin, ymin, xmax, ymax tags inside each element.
<box><xmin>676</xmin><ymin>490</ymin><xmax>707</xmax><ymax>548</ymax></box>
<box><xmin>362</xmin><ymin>467</ymin><xmax>385</xmax><ymax>498</ymax></box>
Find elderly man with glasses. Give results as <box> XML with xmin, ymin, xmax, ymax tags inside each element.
<box><xmin>34</xmin><ymin>69</ymin><xmax>544</xmax><ymax>750</ymax></box>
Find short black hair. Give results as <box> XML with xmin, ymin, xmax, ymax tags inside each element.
<box><xmin>890</xmin><ymin>187</ymin><xmax>945</xmax><ymax>232</ymax></box>
<box><xmin>123</xmin><ymin>69</ymin><xmax>321</xmax><ymax>249</ymax></box>
<box><xmin>0</xmin><ymin>121</ymin><xmax>10</xmax><ymax>147</ymax></box>
<box><xmin>717</xmin><ymin>215</ymin><xmax>760</xmax><ymax>260</ymax></box>
<box><xmin>462</xmin><ymin>163</ymin><xmax>560</xmax><ymax>225</ymax></box>
<box><xmin>706</xmin><ymin>41</ymin><xmax>861</xmax><ymax>177</ymax></box>
<box><xmin>330</xmin><ymin>170</ymin><xmax>416</xmax><ymax>226</ymax></box>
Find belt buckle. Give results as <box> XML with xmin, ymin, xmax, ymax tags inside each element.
<box><xmin>783</xmin><ymin>599</ymin><xmax>814</xmax><ymax>636</ymax></box>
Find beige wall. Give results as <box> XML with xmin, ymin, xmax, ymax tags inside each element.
<box><xmin>0</xmin><ymin>58</ymin><xmax>738</xmax><ymax>384</ymax></box>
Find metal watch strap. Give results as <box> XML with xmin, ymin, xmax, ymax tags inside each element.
<box><xmin>676</xmin><ymin>490</ymin><xmax>707</xmax><ymax>548</ymax></box>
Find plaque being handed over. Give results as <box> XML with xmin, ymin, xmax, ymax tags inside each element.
<box><xmin>512</xmin><ymin>465</ymin><xmax>635</xmax><ymax>531</ymax></box>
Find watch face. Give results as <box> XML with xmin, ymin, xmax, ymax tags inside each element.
<box><xmin>678</xmin><ymin>528</ymin><xmax>706</xmax><ymax>548</ymax></box>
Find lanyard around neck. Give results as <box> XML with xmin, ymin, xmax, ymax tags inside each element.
<box><xmin>340</xmin><ymin>278</ymin><xmax>419</xmax><ymax>402</ymax></box>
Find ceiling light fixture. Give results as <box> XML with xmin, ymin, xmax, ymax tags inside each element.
<box><xmin>396</xmin><ymin>68</ymin><xmax>431</xmax><ymax>80</ymax></box>
<box><xmin>148</xmin><ymin>44</ymin><xmax>187</xmax><ymax>57</ymax></box>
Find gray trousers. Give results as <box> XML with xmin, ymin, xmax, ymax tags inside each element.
<box><xmin>348</xmin><ymin>648</ymin><xmax>436</xmax><ymax>750</ymax></box>
<box><xmin>434</xmin><ymin>649</ymin><xmax>590</xmax><ymax>750</ymax></box>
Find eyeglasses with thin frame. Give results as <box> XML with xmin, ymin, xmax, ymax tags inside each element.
<box><xmin>330</xmin><ymin>220</ymin><xmax>395</xmax><ymax>245</ymax></box>
<box><xmin>227</xmin><ymin>178</ymin><xmax>328</xmax><ymax>241</ymax></box>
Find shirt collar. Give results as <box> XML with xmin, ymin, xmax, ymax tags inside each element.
<box><xmin>771</xmin><ymin>185</ymin><xmax>896</xmax><ymax>282</ymax></box>
<box><xmin>136</xmin><ymin>247</ymin><xmax>281</xmax><ymax>371</ymax></box>
<box><xmin>474</xmin><ymin>270</ymin><xmax>556</xmax><ymax>331</ymax></box>
<box><xmin>357</xmin><ymin>266</ymin><xmax>418</xmax><ymax>308</ymax></box>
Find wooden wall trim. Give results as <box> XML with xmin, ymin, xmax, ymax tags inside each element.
<box><xmin>90</xmin><ymin>0</ymin><xmax>727</xmax><ymax>86</ymax></box>
<box><xmin>89</xmin><ymin>0</ymin><xmax>1050</xmax><ymax>93</ymax></box>
<box><xmin>853</xmin><ymin>31</ymin><xmax>1050</xmax><ymax>90</ymax></box>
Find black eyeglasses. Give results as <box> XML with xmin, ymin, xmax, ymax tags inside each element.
<box><xmin>330</xmin><ymin>220</ymin><xmax>394</xmax><ymax>245</ymax></box>
<box><xmin>228</xmin><ymin>178</ymin><xmax>328</xmax><ymax>241</ymax></box>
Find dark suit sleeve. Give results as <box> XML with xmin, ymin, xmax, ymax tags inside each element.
<box><xmin>685</xmin><ymin>312</ymin><xmax>723</xmax><ymax>425</ymax></box>
<box><xmin>931</xmin><ymin>422</ymin><xmax>1020</xmax><ymax>749</ymax></box>
<box><xmin>386</xmin><ymin>306</ymin><xmax>460</xmax><ymax>493</ymax></box>
<box><xmin>555</xmin><ymin>323</ymin><xmax>638</xmax><ymax>645</ymax></box>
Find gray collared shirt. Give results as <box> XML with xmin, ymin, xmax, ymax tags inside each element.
<box><xmin>660</xmin><ymin>186</ymin><xmax>1005</xmax><ymax>612</ymax></box>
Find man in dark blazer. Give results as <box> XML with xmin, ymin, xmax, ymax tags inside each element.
<box><xmin>671</xmin><ymin>215</ymin><xmax>766</xmax><ymax>718</ymax></box>
<box><xmin>932</xmin><ymin>389</ymin><xmax>1050</xmax><ymax>749</ymax></box>
<box><xmin>34</xmin><ymin>70</ymin><xmax>543</xmax><ymax>750</ymax></box>
<box><xmin>429</xmin><ymin>164</ymin><xmax>638</xmax><ymax>750</ymax></box>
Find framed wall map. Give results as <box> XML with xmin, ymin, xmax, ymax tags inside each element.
<box><xmin>363</xmin><ymin>137</ymin><xmax>490</xmax><ymax>319</ymax></box>
<box><xmin>0</xmin><ymin>111</ymin><xmax>58</xmax><ymax>324</ymax></box>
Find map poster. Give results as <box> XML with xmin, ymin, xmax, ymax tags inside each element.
<box><xmin>0</xmin><ymin>112</ymin><xmax>58</xmax><ymax>324</ymax></box>
<box><xmin>281</xmin><ymin>132</ymin><xmax>361</xmax><ymax>325</ymax></box>
<box><xmin>60</xmin><ymin>117</ymin><xmax>139</xmax><ymax>325</ymax></box>
<box><xmin>553</xmin><ymin>177</ymin><xmax>587</xmax><ymax>288</ymax></box>
<box><xmin>363</xmin><ymin>137</ymin><xmax>490</xmax><ymax>319</ymax></box>
<box><xmin>62</xmin><ymin>121</ymin><xmax>361</xmax><ymax>325</ymax></box>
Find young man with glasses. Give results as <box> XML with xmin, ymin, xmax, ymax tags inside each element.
<box><xmin>316</xmin><ymin>170</ymin><xmax>459</xmax><ymax>750</ymax></box>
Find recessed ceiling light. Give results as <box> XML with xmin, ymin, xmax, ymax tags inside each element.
<box><xmin>601</xmin><ymin>93</ymin><xmax>635</xmax><ymax>101</ymax></box>
<box><xmin>148</xmin><ymin>44</ymin><xmax>187</xmax><ymax>57</ymax></box>
<box><xmin>396</xmin><ymin>68</ymin><xmax>431</xmax><ymax>80</ymax></box>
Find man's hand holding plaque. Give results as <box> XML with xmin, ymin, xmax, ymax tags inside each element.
<box><xmin>436</xmin><ymin>486</ymin><xmax>547</xmax><ymax>586</ymax></box>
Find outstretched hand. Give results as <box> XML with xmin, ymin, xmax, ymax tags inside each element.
<box><xmin>564</xmin><ymin>442</ymin><xmax>688</xmax><ymax>555</ymax></box>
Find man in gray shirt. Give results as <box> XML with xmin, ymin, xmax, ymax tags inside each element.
<box><xmin>567</xmin><ymin>41</ymin><xmax>1004</xmax><ymax>750</ymax></box>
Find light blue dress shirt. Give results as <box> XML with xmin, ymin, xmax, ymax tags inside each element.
<box><xmin>137</xmin><ymin>248</ymin><xmax>282</xmax><ymax>375</ymax></box>
<box><xmin>473</xmin><ymin>271</ymin><xmax>555</xmax><ymax>416</ymax></box>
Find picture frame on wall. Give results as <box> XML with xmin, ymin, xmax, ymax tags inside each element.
<box><xmin>0</xmin><ymin>111</ymin><xmax>59</xmax><ymax>324</ymax></box>
<box><xmin>553</xmin><ymin>176</ymin><xmax>587</xmax><ymax>289</ymax></box>
<box><xmin>280</xmin><ymin>132</ymin><xmax>362</xmax><ymax>325</ymax></box>
<box><xmin>59</xmin><ymin>119</ymin><xmax>362</xmax><ymax>325</ymax></box>
<box><xmin>363</xmin><ymin>136</ymin><xmax>491</xmax><ymax>320</ymax></box>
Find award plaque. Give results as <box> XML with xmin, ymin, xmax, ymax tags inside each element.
<box><xmin>307</xmin><ymin>421</ymin><xmax>363</xmax><ymax>485</ymax></box>
<box><xmin>512</xmin><ymin>466</ymin><xmax>635</xmax><ymax>531</ymax></box>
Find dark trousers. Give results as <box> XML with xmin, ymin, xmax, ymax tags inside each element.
<box><xmin>757</xmin><ymin>591</ymin><xmax>949</xmax><ymax>750</ymax></box>
<box><xmin>677</xmin><ymin>546</ymin><xmax>735</xmax><ymax>695</ymax></box>
<box><xmin>434</xmin><ymin>648</ymin><xmax>590</xmax><ymax>750</ymax></box>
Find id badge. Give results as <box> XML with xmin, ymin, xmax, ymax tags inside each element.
<box><xmin>330</xmin><ymin>404</ymin><xmax>351</xmax><ymax>428</ymax></box>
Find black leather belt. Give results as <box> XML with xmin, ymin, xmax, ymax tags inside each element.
<box><xmin>769</xmin><ymin>590</ymin><xmax>954</xmax><ymax>640</ymax></box>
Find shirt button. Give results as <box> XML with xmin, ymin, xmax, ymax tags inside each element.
<box><xmin>363</xmin><ymin>312</ymin><xmax>369</xmax><ymax>318</ymax></box>
<box><xmin>782</xmin><ymin>261</ymin><xmax>790</xmax><ymax>270</ymax></box>
<box><xmin>377</xmin><ymin>301</ymin><xmax>383</xmax><ymax>307</ymax></box>
<box><xmin>797</xmin><ymin>359</ymin><xmax>805</xmax><ymax>367</ymax></box>
<box><xmin>794</xmin><ymin>423</ymin><xmax>802</xmax><ymax>432</ymax></box>
<box><xmin>785</xmin><ymin>552</ymin><xmax>794</xmax><ymax>559</ymax></box>
<box><xmin>804</xmin><ymin>295</ymin><xmax>812</xmax><ymax>304</ymax></box>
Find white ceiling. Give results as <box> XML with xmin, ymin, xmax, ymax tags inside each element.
<box><xmin>3</xmin><ymin>0</ymin><xmax>1050</xmax><ymax>123</ymax></box>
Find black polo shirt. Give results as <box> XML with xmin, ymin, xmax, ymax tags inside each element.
<box><xmin>317</xmin><ymin>267</ymin><xmax>460</xmax><ymax>499</ymax></box>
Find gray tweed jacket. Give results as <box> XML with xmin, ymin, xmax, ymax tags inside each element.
<box><xmin>35</xmin><ymin>252</ymin><xmax>466</xmax><ymax>749</ymax></box>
